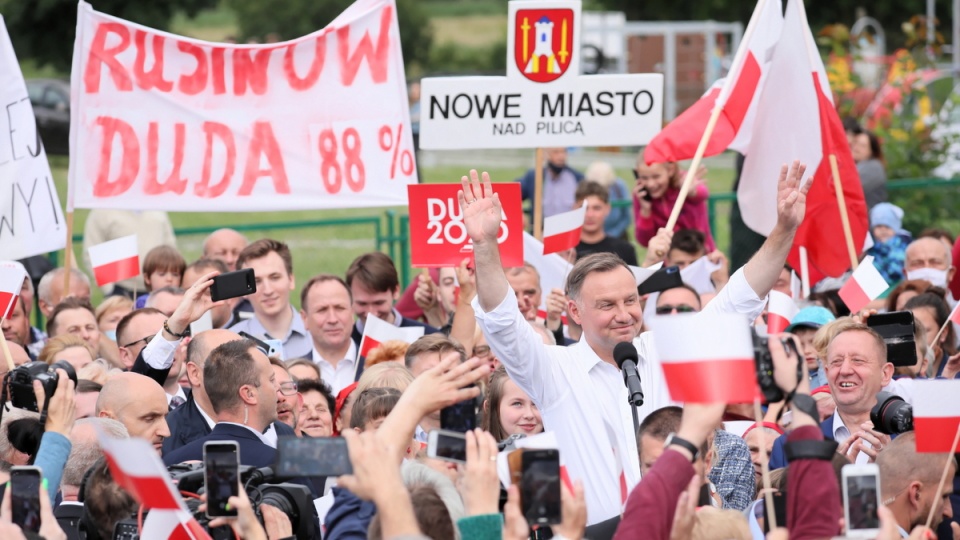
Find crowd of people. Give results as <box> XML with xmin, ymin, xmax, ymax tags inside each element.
<box><xmin>0</xmin><ymin>150</ymin><xmax>957</xmax><ymax>540</ymax></box>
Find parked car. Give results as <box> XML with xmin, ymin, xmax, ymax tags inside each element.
<box><xmin>25</xmin><ymin>78</ymin><xmax>70</xmax><ymax>156</ymax></box>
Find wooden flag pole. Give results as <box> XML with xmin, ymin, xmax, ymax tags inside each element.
<box><xmin>930</xmin><ymin>303</ymin><xmax>958</xmax><ymax>352</ymax></box>
<box><xmin>754</xmin><ymin>400</ymin><xmax>777</xmax><ymax>530</ymax></box>
<box><xmin>799</xmin><ymin>246</ymin><xmax>811</xmax><ymax>299</ymax></box>
<box><xmin>0</xmin><ymin>331</ymin><xmax>15</xmax><ymax>372</ymax></box>
<box><xmin>533</xmin><ymin>148</ymin><xmax>545</xmax><ymax>240</ymax></box>
<box><xmin>925</xmin><ymin>423</ymin><xmax>960</xmax><ymax>529</ymax></box>
<box><xmin>62</xmin><ymin>211</ymin><xmax>75</xmax><ymax>294</ymax></box>
<box><xmin>665</xmin><ymin>105</ymin><xmax>724</xmax><ymax>231</ymax></box>
<box><xmin>828</xmin><ymin>155</ymin><xmax>859</xmax><ymax>271</ymax></box>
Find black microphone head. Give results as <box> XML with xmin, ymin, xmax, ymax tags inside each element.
<box><xmin>613</xmin><ymin>341</ymin><xmax>638</xmax><ymax>369</ymax></box>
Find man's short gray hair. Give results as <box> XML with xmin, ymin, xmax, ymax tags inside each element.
<box><xmin>565</xmin><ymin>252</ymin><xmax>630</xmax><ymax>301</ymax></box>
<box><xmin>38</xmin><ymin>268</ymin><xmax>90</xmax><ymax>303</ymax></box>
<box><xmin>62</xmin><ymin>418</ymin><xmax>129</xmax><ymax>488</ymax></box>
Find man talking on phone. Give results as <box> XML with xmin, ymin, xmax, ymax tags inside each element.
<box><xmin>463</xmin><ymin>162</ymin><xmax>810</xmax><ymax>525</ymax></box>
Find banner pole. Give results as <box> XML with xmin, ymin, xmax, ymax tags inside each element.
<box><xmin>925</xmin><ymin>423</ymin><xmax>960</xmax><ymax>529</ymax></box>
<box><xmin>828</xmin><ymin>155</ymin><xmax>859</xmax><ymax>271</ymax></box>
<box><xmin>754</xmin><ymin>400</ymin><xmax>777</xmax><ymax>530</ymax></box>
<box><xmin>62</xmin><ymin>211</ymin><xmax>75</xmax><ymax>294</ymax></box>
<box><xmin>799</xmin><ymin>246</ymin><xmax>811</xmax><ymax>299</ymax></box>
<box><xmin>665</xmin><ymin>105</ymin><xmax>723</xmax><ymax>231</ymax></box>
<box><xmin>533</xmin><ymin>148</ymin><xmax>545</xmax><ymax>240</ymax></box>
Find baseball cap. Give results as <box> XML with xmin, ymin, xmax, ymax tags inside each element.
<box><xmin>785</xmin><ymin>306</ymin><xmax>836</xmax><ymax>333</ymax></box>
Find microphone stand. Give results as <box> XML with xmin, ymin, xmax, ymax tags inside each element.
<box><xmin>628</xmin><ymin>389</ymin><xmax>643</xmax><ymax>436</ymax></box>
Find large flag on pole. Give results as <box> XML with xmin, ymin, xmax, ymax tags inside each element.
<box><xmin>737</xmin><ymin>0</ymin><xmax>868</xmax><ymax>282</ymax></box>
<box><xmin>642</xmin><ymin>0</ymin><xmax>783</xmax><ymax>164</ymax></box>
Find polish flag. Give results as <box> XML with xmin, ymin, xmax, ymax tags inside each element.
<box><xmin>649</xmin><ymin>312</ymin><xmax>757</xmax><ymax>403</ymax></box>
<box><xmin>767</xmin><ymin>290</ymin><xmax>799</xmax><ymax>334</ymax></box>
<box><xmin>643</xmin><ymin>0</ymin><xmax>783</xmax><ymax>164</ymax></box>
<box><xmin>88</xmin><ymin>234</ymin><xmax>141</xmax><ymax>287</ymax></box>
<box><xmin>912</xmin><ymin>380</ymin><xmax>960</xmax><ymax>453</ymax></box>
<box><xmin>358</xmin><ymin>314</ymin><xmax>425</xmax><ymax>358</ymax></box>
<box><xmin>542</xmin><ymin>204</ymin><xmax>585</xmax><ymax>255</ymax></box>
<box><xmin>679</xmin><ymin>256</ymin><xmax>722</xmax><ymax>295</ymax></box>
<box><xmin>523</xmin><ymin>233</ymin><xmax>573</xmax><ymax>321</ymax></box>
<box><xmin>838</xmin><ymin>256</ymin><xmax>889</xmax><ymax>313</ymax></box>
<box><xmin>142</xmin><ymin>510</ymin><xmax>212</xmax><ymax>540</ymax></box>
<box><xmin>736</xmin><ymin>0</ymin><xmax>868</xmax><ymax>282</ymax></box>
<box><xmin>0</xmin><ymin>264</ymin><xmax>26</xmax><ymax>320</ymax></box>
<box><xmin>948</xmin><ymin>302</ymin><xmax>960</xmax><ymax>326</ymax></box>
<box><xmin>98</xmin><ymin>434</ymin><xmax>184</xmax><ymax>510</ymax></box>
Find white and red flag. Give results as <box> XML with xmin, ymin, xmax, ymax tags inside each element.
<box><xmin>542</xmin><ymin>204</ymin><xmax>585</xmax><ymax>255</ymax></box>
<box><xmin>142</xmin><ymin>510</ymin><xmax>212</xmax><ymax>540</ymax></box>
<box><xmin>358</xmin><ymin>314</ymin><xmax>425</xmax><ymax>358</ymax></box>
<box><xmin>98</xmin><ymin>434</ymin><xmax>183</xmax><ymax>510</ymax></box>
<box><xmin>88</xmin><ymin>234</ymin><xmax>140</xmax><ymax>287</ymax></box>
<box><xmin>642</xmin><ymin>0</ymin><xmax>783</xmax><ymax>164</ymax></box>
<box><xmin>912</xmin><ymin>380</ymin><xmax>960</xmax><ymax>453</ymax></box>
<box><xmin>0</xmin><ymin>263</ymin><xmax>26</xmax><ymax>320</ymax></box>
<box><xmin>523</xmin><ymin>233</ymin><xmax>573</xmax><ymax>320</ymax></box>
<box><xmin>650</xmin><ymin>312</ymin><xmax>756</xmax><ymax>403</ymax></box>
<box><xmin>767</xmin><ymin>290</ymin><xmax>799</xmax><ymax>334</ymax></box>
<box><xmin>948</xmin><ymin>302</ymin><xmax>960</xmax><ymax>326</ymax></box>
<box><xmin>838</xmin><ymin>255</ymin><xmax>889</xmax><ymax>313</ymax></box>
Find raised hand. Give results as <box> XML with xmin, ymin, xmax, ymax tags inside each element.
<box><xmin>455</xmin><ymin>258</ymin><xmax>477</xmax><ymax>305</ymax></box>
<box><xmin>459</xmin><ymin>170</ymin><xmax>502</xmax><ymax>244</ymax></box>
<box><xmin>167</xmin><ymin>271</ymin><xmax>227</xmax><ymax>336</ymax></box>
<box><xmin>775</xmin><ymin>161</ymin><xmax>811</xmax><ymax>232</ymax></box>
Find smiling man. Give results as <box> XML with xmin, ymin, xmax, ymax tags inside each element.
<box><xmin>230</xmin><ymin>239</ymin><xmax>312</xmax><ymax>360</ymax></box>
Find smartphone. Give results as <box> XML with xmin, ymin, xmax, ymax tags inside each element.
<box><xmin>426</xmin><ymin>429</ymin><xmax>467</xmax><ymax>464</ymax></box>
<box><xmin>10</xmin><ymin>467</ymin><xmax>42</xmax><ymax>533</ymax></box>
<box><xmin>842</xmin><ymin>463</ymin><xmax>881</xmax><ymax>538</ymax></box>
<box><xmin>520</xmin><ymin>449</ymin><xmax>562</xmax><ymax>526</ymax></box>
<box><xmin>210</xmin><ymin>268</ymin><xmax>256</xmax><ymax>302</ymax></box>
<box><xmin>204</xmin><ymin>442</ymin><xmax>240</xmax><ymax>518</ymax></box>
<box><xmin>275</xmin><ymin>437</ymin><xmax>353</xmax><ymax>478</ymax></box>
<box><xmin>637</xmin><ymin>266</ymin><xmax>683</xmax><ymax>295</ymax></box>
<box><xmin>866</xmin><ymin>311</ymin><xmax>917</xmax><ymax>367</ymax></box>
<box><xmin>440</xmin><ymin>397</ymin><xmax>477</xmax><ymax>433</ymax></box>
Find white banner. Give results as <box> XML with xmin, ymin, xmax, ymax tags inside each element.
<box><xmin>69</xmin><ymin>0</ymin><xmax>416</xmax><ymax>212</ymax></box>
<box><xmin>0</xmin><ymin>16</ymin><xmax>66</xmax><ymax>259</ymax></box>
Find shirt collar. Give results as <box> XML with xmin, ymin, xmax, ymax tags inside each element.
<box><xmin>166</xmin><ymin>386</ymin><xmax>187</xmax><ymax>405</ymax></box>
<box><xmin>355</xmin><ymin>308</ymin><xmax>403</xmax><ymax>333</ymax></box>
<box><xmin>218</xmin><ymin>422</ymin><xmax>271</xmax><ymax>445</ymax></box>
<box><xmin>314</xmin><ymin>340</ymin><xmax>358</xmax><ymax>366</ymax></box>
<box><xmin>831</xmin><ymin>409</ymin><xmax>847</xmax><ymax>439</ymax></box>
<box><xmin>195</xmin><ymin>399</ymin><xmax>216</xmax><ymax>429</ymax></box>
<box><xmin>249</xmin><ymin>306</ymin><xmax>307</xmax><ymax>341</ymax></box>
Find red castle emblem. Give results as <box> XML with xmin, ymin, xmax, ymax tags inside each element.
<box><xmin>514</xmin><ymin>8</ymin><xmax>575</xmax><ymax>83</ymax></box>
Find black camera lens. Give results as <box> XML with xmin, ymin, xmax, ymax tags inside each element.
<box><xmin>870</xmin><ymin>391</ymin><xmax>914</xmax><ymax>435</ymax></box>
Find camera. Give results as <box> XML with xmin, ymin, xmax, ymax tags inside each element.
<box><xmin>108</xmin><ymin>463</ymin><xmax>316</xmax><ymax>540</ymax></box>
<box><xmin>753</xmin><ymin>330</ymin><xmax>801</xmax><ymax>403</ymax></box>
<box><xmin>870</xmin><ymin>392</ymin><xmax>913</xmax><ymax>435</ymax></box>
<box><xmin>3</xmin><ymin>360</ymin><xmax>78</xmax><ymax>413</ymax></box>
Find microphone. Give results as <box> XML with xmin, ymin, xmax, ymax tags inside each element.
<box><xmin>613</xmin><ymin>342</ymin><xmax>644</xmax><ymax>407</ymax></box>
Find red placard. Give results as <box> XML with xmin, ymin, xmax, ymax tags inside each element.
<box><xmin>408</xmin><ymin>183</ymin><xmax>523</xmax><ymax>267</ymax></box>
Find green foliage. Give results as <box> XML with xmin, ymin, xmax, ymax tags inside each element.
<box><xmin>420</xmin><ymin>0</ymin><xmax>506</xmax><ymax>17</ymax></box>
<box><xmin>227</xmin><ymin>0</ymin><xmax>432</xmax><ymax>72</ymax></box>
<box><xmin>427</xmin><ymin>41</ymin><xmax>506</xmax><ymax>75</ymax></box>
<box><xmin>0</xmin><ymin>0</ymin><xmax>218</xmax><ymax>72</ymax></box>
<box><xmin>889</xmin><ymin>181</ymin><xmax>960</xmax><ymax>236</ymax></box>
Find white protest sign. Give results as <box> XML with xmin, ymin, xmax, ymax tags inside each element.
<box><xmin>69</xmin><ymin>0</ymin><xmax>416</xmax><ymax>212</ymax></box>
<box><xmin>0</xmin><ymin>16</ymin><xmax>66</xmax><ymax>259</ymax></box>
<box><xmin>419</xmin><ymin>0</ymin><xmax>663</xmax><ymax>149</ymax></box>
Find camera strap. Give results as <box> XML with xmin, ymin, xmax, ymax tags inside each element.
<box><xmin>38</xmin><ymin>388</ymin><xmax>53</xmax><ymax>428</ymax></box>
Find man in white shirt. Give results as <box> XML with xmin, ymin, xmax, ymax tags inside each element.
<box><xmin>462</xmin><ymin>162</ymin><xmax>810</xmax><ymax>525</ymax></box>
<box><xmin>300</xmin><ymin>274</ymin><xmax>358</xmax><ymax>394</ymax></box>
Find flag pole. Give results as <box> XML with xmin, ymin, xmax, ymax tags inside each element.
<box><xmin>62</xmin><ymin>211</ymin><xmax>75</xmax><ymax>294</ymax></box>
<box><xmin>753</xmin><ymin>400</ymin><xmax>777</xmax><ymax>529</ymax></box>
<box><xmin>0</xmin><ymin>331</ymin><xmax>15</xmax><ymax>372</ymax></box>
<box><xmin>925</xmin><ymin>423</ymin><xmax>960</xmax><ymax>529</ymax></box>
<box><xmin>930</xmin><ymin>303</ymin><xmax>958</xmax><ymax>350</ymax></box>
<box><xmin>829</xmin><ymin>155</ymin><xmax>859</xmax><ymax>272</ymax></box>
<box><xmin>799</xmin><ymin>246</ymin><xmax>811</xmax><ymax>298</ymax></box>
<box><xmin>533</xmin><ymin>148</ymin><xmax>545</xmax><ymax>240</ymax></box>
<box><xmin>665</xmin><ymin>105</ymin><xmax>724</xmax><ymax>231</ymax></box>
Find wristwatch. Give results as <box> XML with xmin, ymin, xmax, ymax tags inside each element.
<box><xmin>665</xmin><ymin>432</ymin><xmax>700</xmax><ymax>462</ymax></box>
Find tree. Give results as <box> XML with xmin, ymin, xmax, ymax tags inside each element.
<box><xmin>228</xmin><ymin>0</ymin><xmax>432</xmax><ymax>73</ymax></box>
<box><xmin>0</xmin><ymin>0</ymin><xmax>218</xmax><ymax>72</ymax></box>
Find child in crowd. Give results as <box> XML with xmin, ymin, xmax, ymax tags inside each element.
<box><xmin>864</xmin><ymin>202</ymin><xmax>912</xmax><ymax>283</ymax></box>
<box><xmin>135</xmin><ymin>245</ymin><xmax>186</xmax><ymax>308</ymax></box>
<box><xmin>633</xmin><ymin>159</ymin><xmax>716</xmax><ymax>252</ymax></box>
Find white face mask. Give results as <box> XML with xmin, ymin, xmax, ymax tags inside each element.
<box><xmin>906</xmin><ymin>267</ymin><xmax>949</xmax><ymax>288</ymax></box>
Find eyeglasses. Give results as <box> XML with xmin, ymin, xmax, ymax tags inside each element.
<box><xmin>655</xmin><ymin>304</ymin><xmax>697</xmax><ymax>315</ymax></box>
<box><xmin>277</xmin><ymin>381</ymin><xmax>298</xmax><ymax>396</ymax></box>
<box><xmin>473</xmin><ymin>345</ymin><xmax>492</xmax><ymax>358</ymax></box>
<box><xmin>122</xmin><ymin>334</ymin><xmax>155</xmax><ymax>349</ymax></box>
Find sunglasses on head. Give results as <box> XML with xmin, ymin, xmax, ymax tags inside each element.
<box><xmin>655</xmin><ymin>304</ymin><xmax>697</xmax><ymax>315</ymax></box>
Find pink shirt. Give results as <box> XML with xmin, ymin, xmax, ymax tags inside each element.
<box><xmin>633</xmin><ymin>183</ymin><xmax>716</xmax><ymax>252</ymax></box>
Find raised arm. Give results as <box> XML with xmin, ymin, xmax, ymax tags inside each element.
<box><xmin>461</xmin><ymin>170</ymin><xmax>510</xmax><ymax>312</ymax></box>
<box><xmin>742</xmin><ymin>161</ymin><xmax>810</xmax><ymax>299</ymax></box>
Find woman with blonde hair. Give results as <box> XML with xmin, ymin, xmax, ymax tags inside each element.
<box><xmin>94</xmin><ymin>296</ymin><xmax>133</xmax><ymax>341</ymax></box>
<box><xmin>355</xmin><ymin>362</ymin><xmax>414</xmax><ymax>394</ymax></box>
<box><xmin>38</xmin><ymin>335</ymin><xmax>96</xmax><ymax>371</ymax></box>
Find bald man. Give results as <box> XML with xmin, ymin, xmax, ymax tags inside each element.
<box><xmin>202</xmin><ymin>229</ymin><xmax>248</xmax><ymax>271</ymax></box>
<box><xmin>37</xmin><ymin>268</ymin><xmax>92</xmax><ymax>319</ymax></box>
<box><xmin>877</xmin><ymin>431</ymin><xmax>957</xmax><ymax>535</ymax></box>
<box><xmin>96</xmin><ymin>373</ymin><xmax>170</xmax><ymax>454</ymax></box>
<box><xmin>904</xmin><ymin>237</ymin><xmax>956</xmax><ymax>290</ymax></box>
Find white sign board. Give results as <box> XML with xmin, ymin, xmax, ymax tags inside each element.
<box><xmin>419</xmin><ymin>0</ymin><xmax>663</xmax><ymax>149</ymax></box>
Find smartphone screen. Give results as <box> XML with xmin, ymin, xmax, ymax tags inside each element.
<box><xmin>845</xmin><ymin>473</ymin><xmax>880</xmax><ymax>532</ymax></box>
<box><xmin>275</xmin><ymin>437</ymin><xmax>353</xmax><ymax>478</ymax></box>
<box><xmin>428</xmin><ymin>430</ymin><xmax>467</xmax><ymax>463</ymax></box>
<box><xmin>10</xmin><ymin>467</ymin><xmax>42</xmax><ymax>533</ymax></box>
<box><xmin>440</xmin><ymin>398</ymin><xmax>476</xmax><ymax>433</ymax></box>
<box><xmin>204</xmin><ymin>443</ymin><xmax>239</xmax><ymax>517</ymax></box>
<box><xmin>520</xmin><ymin>449</ymin><xmax>561</xmax><ymax>526</ymax></box>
